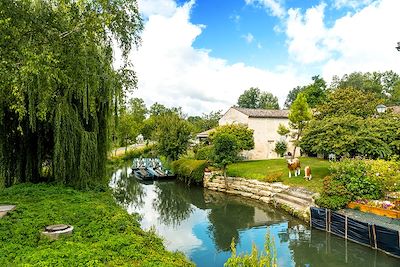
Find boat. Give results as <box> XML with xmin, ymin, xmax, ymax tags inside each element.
<box><xmin>132</xmin><ymin>158</ymin><xmax>175</xmax><ymax>181</ymax></box>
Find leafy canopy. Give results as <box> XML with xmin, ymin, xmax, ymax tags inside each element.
<box><xmin>0</xmin><ymin>0</ymin><xmax>142</xmax><ymax>188</ymax></box>
<box><xmin>210</xmin><ymin>124</ymin><xmax>254</xmax><ymax>151</ymax></box>
<box><xmin>237</xmin><ymin>87</ymin><xmax>279</xmax><ymax>109</ymax></box>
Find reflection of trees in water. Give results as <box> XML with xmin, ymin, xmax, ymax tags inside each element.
<box><xmin>207</xmin><ymin>196</ymin><xmax>255</xmax><ymax>251</ymax></box>
<box><xmin>152</xmin><ymin>182</ymin><xmax>194</xmax><ymax>227</ymax></box>
<box><xmin>282</xmin><ymin>228</ymin><xmax>400</xmax><ymax>267</ymax></box>
<box><xmin>111</xmin><ymin>167</ymin><xmax>145</xmax><ymax>209</ymax></box>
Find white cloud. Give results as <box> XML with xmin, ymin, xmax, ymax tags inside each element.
<box><xmin>286</xmin><ymin>3</ymin><xmax>329</xmax><ymax>64</ymax></box>
<box><xmin>245</xmin><ymin>0</ymin><xmax>286</xmax><ymax>18</ymax></box>
<box><xmin>284</xmin><ymin>0</ymin><xmax>400</xmax><ymax>81</ymax></box>
<box><xmin>138</xmin><ymin>0</ymin><xmax>177</xmax><ymax>18</ymax></box>
<box><xmin>131</xmin><ymin>0</ymin><xmax>306</xmax><ymax>115</ymax></box>
<box><xmin>333</xmin><ymin>0</ymin><xmax>374</xmax><ymax>10</ymax></box>
<box><xmin>242</xmin><ymin>33</ymin><xmax>255</xmax><ymax>44</ymax></box>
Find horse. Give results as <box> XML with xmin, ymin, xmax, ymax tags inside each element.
<box><xmin>287</xmin><ymin>158</ymin><xmax>301</xmax><ymax>178</ymax></box>
<box><xmin>304</xmin><ymin>166</ymin><xmax>312</xmax><ymax>180</ymax></box>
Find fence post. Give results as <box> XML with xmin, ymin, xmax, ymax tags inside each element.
<box><xmin>372</xmin><ymin>224</ymin><xmax>377</xmax><ymax>249</ymax></box>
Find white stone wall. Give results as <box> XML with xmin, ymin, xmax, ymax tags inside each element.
<box><xmin>219</xmin><ymin>108</ymin><xmax>249</xmax><ymax>125</ymax></box>
<box><xmin>218</xmin><ymin>108</ymin><xmax>300</xmax><ymax>160</ymax></box>
<box><xmin>203</xmin><ymin>172</ymin><xmax>314</xmax><ymax>222</ymax></box>
<box><xmin>203</xmin><ymin>172</ymin><xmax>289</xmax><ymax>204</ymax></box>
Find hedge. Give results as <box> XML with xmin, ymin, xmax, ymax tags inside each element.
<box><xmin>172</xmin><ymin>159</ymin><xmax>208</xmax><ymax>185</ymax></box>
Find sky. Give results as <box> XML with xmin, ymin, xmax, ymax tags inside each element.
<box><xmin>126</xmin><ymin>0</ymin><xmax>400</xmax><ymax>116</ymax></box>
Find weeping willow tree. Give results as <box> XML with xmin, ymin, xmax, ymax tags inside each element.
<box><xmin>0</xmin><ymin>0</ymin><xmax>142</xmax><ymax>189</ymax></box>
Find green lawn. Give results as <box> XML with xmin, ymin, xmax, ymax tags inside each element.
<box><xmin>0</xmin><ymin>184</ymin><xmax>193</xmax><ymax>266</ymax></box>
<box><xmin>227</xmin><ymin>157</ymin><xmax>331</xmax><ymax>192</ymax></box>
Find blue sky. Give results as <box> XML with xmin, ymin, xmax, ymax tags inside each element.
<box><xmin>131</xmin><ymin>0</ymin><xmax>400</xmax><ymax>115</ymax></box>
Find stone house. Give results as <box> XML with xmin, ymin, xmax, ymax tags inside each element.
<box><xmin>217</xmin><ymin>107</ymin><xmax>299</xmax><ymax>160</ymax></box>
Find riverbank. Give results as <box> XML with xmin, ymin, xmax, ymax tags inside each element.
<box><xmin>0</xmin><ymin>183</ymin><xmax>193</xmax><ymax>266</ymax></box>
<box><xmin>204</xmin><ymin>172</ymin><xmax>318</xmax><ymax>222</ymax></box>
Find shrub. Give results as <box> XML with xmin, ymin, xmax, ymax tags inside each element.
<box><xmin>225</xmin><ymin>231</ymin><xmax>277</xmax><ymax>267</ymax></box>
<box><xmin>322</xmin><ymin>176</ymin><xmax>351</xmax><ymax>197</ymax></box>
<box><xmin>209</xmin><ymin>124</ymin><xmax>254</xmax><ymax>151</ymax></box>
<box><xmin>368</xmin><ymin>159</ymin><xmax>400</xmax><ymax>192</ymax></box>
<box><xmin>263</xmin><ymin>172</ymin><xmax>283</xmax><ymax>183</ymax></box>
<box><xmin>315</xmin><ymin>195</ymin><xmax>350</xmax><ymax>210</ymax></box>
<box><xmin>120</xmin><ymin>144</ymin><xmax>156</xmax><ymax>161</ymax></box>
<box><xmin>330</xmin><ymin>159</ymin><xmax>382</xmax><ymax>200</ymax></box>
<box><xmin>274</xmin><ymin>140</ymin><xmax>287</xmax><ymax>157</ymax></box>
<box><xmin>195</xmin><ymin>145</ymin><xmax>214</xmax><ymax>160</ymax></box>
<box><xmin>172</xmin><ymin>159</ymin><xmax>208</xmax><ymax>185</ymax></box>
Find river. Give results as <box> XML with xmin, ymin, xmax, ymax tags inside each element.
<box><xmin>109</xmin><ymin>164</ymin><xmax>400</xmax><ymax>267</ymax></box>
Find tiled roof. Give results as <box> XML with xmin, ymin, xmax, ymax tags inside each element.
<box><xmin>233</xmin><ymin>107</ymin><xmax>289</xmax><ymax>118</ymax></box>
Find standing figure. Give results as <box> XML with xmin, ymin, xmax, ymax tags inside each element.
<box><xmin>287</xmin><ymin>158</ymin><xmax>301</xmax><ymax>178</ymax></box>
<box><xmin>304</xmin><ymin>166</ymin><xmax>312</xmax><ymax>180</ymax></box>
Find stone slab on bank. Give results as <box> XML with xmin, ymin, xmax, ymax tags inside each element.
<box><xmin>0</xmin><ymin>205</ymin><xmax>16</xmax><ymax>218</ymax></box>
<box><xmin>203</xmin><ymin>172</ymin><xmax>317</xmax><ymax>222</ymax></box>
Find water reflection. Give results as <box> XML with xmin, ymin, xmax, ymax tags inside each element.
<box><xmin>152</xmin><ymin>182</ymin><xmax>194</xmax><ymax>227</ymax></box>
<box><xmin>110</xmin><ymin>165</ymin><xmax>400</xmax><ymax>267</ymax></box>
<box><xmin>109</xmin><ymin>167</ymin><xmax>145</xmax><ymax>209</ymax></box>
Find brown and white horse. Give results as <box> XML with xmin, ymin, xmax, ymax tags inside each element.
<box><xmin>304</xmin><ymin>166</ymin><xmax>312</xmax><ymax>180</ymax></box>
<box><xmin>287</xmin><ymin>158</ymin><xmax>301</xmax><ymax>178</ymax></box>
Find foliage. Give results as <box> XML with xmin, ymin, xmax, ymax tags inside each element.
<box><xmin>187</xmin><ymin>110</ymin><xmax>222</xmax><ymax>134</ymax></box>
<box><xmin>195</xmin><ymin>145</ymin><xmax>214</xmax><ymax>160</ymax></box>
<box><xmin>114</xmin><ymin>98</ymin><xmax>147</xmax><ymax>150</ymax></box>
<box><xmin>171</xmin><ymin>159</ymin><xmax>208</xmax><ymax>185</ymax></box>
<box><xmin>120</xmin><ymin>145</ymin><xmax>156</xmax><ymax>161</ymax></box>
<box><xmin>285</xmin><ymin>75</ymin><xmax>327</xmax><ymax>108</ymax></box>
<box><xmin>301</xmin><ymin>114</ymin><xmax>400</xmax><ymax>159</ymax></box>
<box><xmin>210</xmin><ymin>124</ymin><xmax>254</xmax><ymax>151</ymax></box>
<box><xmin>330</xmin><ymin>71</ymin><xmax>400</xmax><ymax>101</ymax></box>
<box><xmin>316</xmin><ymin>87</ymin><xmax>382</xmax><ymax>119</ymax></box>
<box><xmin>274</xmin><ymin>140</ymin><xmax>287</xmax><ymax>157</ymax></box>
<box><xmin>227</xmin><ymin>157</ymin><xmax>330</xmax><ymax>192</ymax></box>
<box><xmin>368</xmin><ymin>159</ymin><xmax>400</xmax><ymax>192</ymax></box>
<box><xmin>329</xmin><ymin>159</ymin><xmax>383</xmax><ymax>200</ymax></box>
<box><xmin>224</xmin><ymin>231</ymin><xmax>277</xmax><ymax>267</ymax></box>
<box><xmin>154</xmin><ymin>113</ymin><xmax>192</xmax><ymax>161</ymax></box>
<box><xmin>237</xmin><ymin>87</ymin><xmax>279</xmax><ymax>109</ymax></box>
<box><xmin>315</xmin><ymin>195</ymin><xmax>350</xmax><ymax>210</ymax></box>
<box><xmin>0</xmin><ymin>0</ymin><xmax>142</xmax><ymax>189</ymax></box>
<box><xmin>288</xmin><ymin>93</ymin><xmax>312</xmax><ymax>156</ymax></box>
<box><xmin>259</xmin><ymin>92</ymin><xmax>280</xmax><ymax>109</ymax></box>
<box><xmin>277</xmin><ymin>123</ymin><xmax>290</xmax><ymax>136</ymax></box>
<box><xmin>212</xmin><ymin>133</ymin><xmax>239</xmax><ymax>175</ymax></box>
<box><xmin>0</xmin><ymin>184</ymin><xmax>193</xmax><ymax>266</ymax></box>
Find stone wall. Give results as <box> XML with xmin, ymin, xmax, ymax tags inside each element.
<box><xmin>204</xmin><ymin>172</ymin><xmax>317</xmax><ymax>222</ymax></box>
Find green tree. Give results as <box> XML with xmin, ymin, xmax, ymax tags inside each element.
<box><xmin>316</xmin><ymin>87</ymin><xmax>381</xmax><ymax>119</ymax></box>
<box><xmin>284</xmin><ymin>86</ymin><xmax>303</xmax><ymax>108</ymax></box>
<box><xmin>210</xmin><ymin>124</ymin><xmax>254</xmax><ymax>151</ymax></box>
<box><xmin>300</xmin><ymin>114</ymin><xmax>400</xmax><ymax>159</ymax></box>
<box><xmin>154</xmin><ymin>113</ymin><xmax>191</xmax><ymax>161</ymax></box>
<box><xmin>0</xmin><ymin>0</ymin><xmax>142</xmax><ymax>188</ymax></box>
<box><xmin>288</xmin><ymin>93</ymin><xmax>312</xmax><ymax>157</ymax></box>
<box><xmin>187</xmin><ymin>110</ymin><xmax>222</xmax><ymax>133</ymax></box>
<box><xmin>237</xmin><ymin>88</ymin><xmax>279</xmax><ymax>109</ymax></box>
<box><xmin>237</xmin><ymin>87</ymin><xmax>260</xmax><ymax>109</ymax></box>
<box><xmin>274</xmin><ymin>141</ymin><xmax>287</xmax><ymax>157</ymax></box>
<box><xmin>284</xmin><ymin>75</ymin><xmax>327</xmax><ymax>108</ymax></box>
<box><xmin>212</xmin><ymin>133</ymin><xmax>239</xmax><ymax>180</ymax></box>
<box><xmin>259</xmin><ymin>92</ymin><xmax>280</xmax><ymax>109</ymax></box>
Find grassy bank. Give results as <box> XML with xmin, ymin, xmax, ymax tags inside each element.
<box><xmin>0</xmin><ymin>184</ymin><xmax>193</xmax><ymax>266</ymax></box>
<box><xmin>227</xmin><ymin>157</ymin><xmax>330</xmax><ymax>192</ymax></box>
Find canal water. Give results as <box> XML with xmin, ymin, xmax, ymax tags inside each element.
<box><xmin>109</xmin><ymin>165</ymin><xmax>400</xmax><ymax>267</ymax></box>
